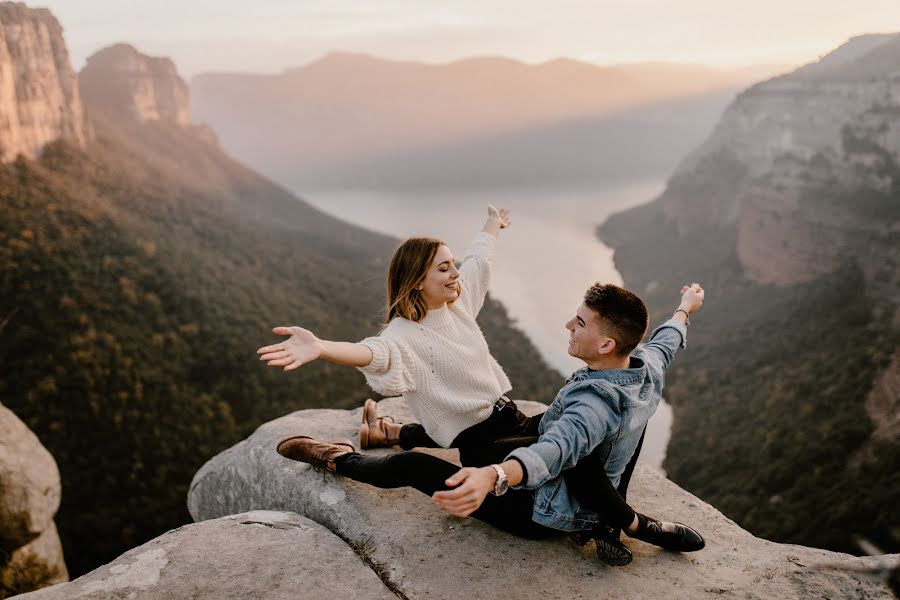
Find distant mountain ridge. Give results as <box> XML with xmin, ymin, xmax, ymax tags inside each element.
<box><xmin>599</xmin><ymin>32</ymin><xmax>900</xmax><ymax>555</ymax></box>
<box><xmin>0</xmin><ymin>3</ymin><xmax>563</xmax><ymax>579</ymax></box>
<box><xmin>191</xmin><ymin>52</ymin><xmax>785</xmax><ymax>191</ymax></box>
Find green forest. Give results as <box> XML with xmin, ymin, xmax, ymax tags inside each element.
<box><xmin>0</xmin><ymin>123</ymin><xmax>563</xmax><ymax>577</ymax></box>
<box><xmin>599</xmin><ymin>149</ymin><xmax>900</xmax><ymax>555</ymax></box>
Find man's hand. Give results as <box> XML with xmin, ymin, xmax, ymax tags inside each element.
<box><xmin>678</xmin><ymin>283</ymin><xmax>704</xmax><ymax>314</ymax></box>
<box><xmin>257</xmin><ymin>326</ymin><xmax>322</xmax><ymax>371</ymax></box>
<box><xmin>432</xmin><ymin>466</ymin><xmax>497</xmax><ymax>517</ymax></box>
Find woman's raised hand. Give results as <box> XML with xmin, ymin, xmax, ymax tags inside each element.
<box><xmin>257</xmin><ymin>326</ymin><xmax>322</xmax><ymax>371</ymax></box>
<box><xmin>487</xmin><ymin>204</ymin><xmax>511</xmax><ymax>229</ymax></box>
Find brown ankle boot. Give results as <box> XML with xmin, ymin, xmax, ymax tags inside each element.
<box><xmin>276</xmin><ymin>436</ymin><xmax>355</xmax><ymax>473</ymax></box>
<box><xmin>359</xmin><ymin>399</ymin><xmax>402</xmax><ymax>449</ymax></box>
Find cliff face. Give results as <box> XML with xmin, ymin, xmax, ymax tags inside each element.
<box><xmin>0</xmin><ymin>2</ymin><xmax>87</xmax><ymax>162</ymax></box>
<box><xmin>654</xmin><ymin>34</ymin><xmax>900</xmax><ymax>297</ymax></box>
<box><xmin>598</xmin><ymin>34</ymin><xmax>900</xmax><ymax>556</ymax></box>
<box><xmin>79</xmin><ymin>43</ymin><xmax>190</xmax><ymax>127</ymax></box>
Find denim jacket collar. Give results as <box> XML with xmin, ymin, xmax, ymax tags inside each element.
<box><xmin>566</xmin><ymin>356</ymin><xmax>646</xmax><ymax>386</ymax></box>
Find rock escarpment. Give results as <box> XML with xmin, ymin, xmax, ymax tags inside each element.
<box><xmin>183</xmin><ymin>398</ymin><xmax>895</xmax><ymax>600</ymax></box>
<box><xmin>0</xmin><ymin>2</ymin><xmax>87</xmax><ymax>162</ymax></box>
<box><xmin>621</xmin><ymin>33</ymin><xmax>900</xmax><ymax>296</ymax></box>
<box><xmin>0</xmin><ymin>402</ymin><xmax>68</xmax><ymax>596</ymax></box>
<box><xmin>79</xmin><ymin>43</ymin><xmax>191</xmax><ymax>127</ymax></box>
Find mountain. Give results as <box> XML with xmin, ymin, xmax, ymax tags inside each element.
<box><xmin>598</xmin><ymin>33</ymin><xmax>900</xmax><ymax>554</ymax></box>
<box><xmin>0</xmin><ymin>8</ymin><xmax>563</xmax><ymax>578</ymax></box>
<box><xmin>306</xmin><ymin>89</ymin><xmax>739</xmax><ymax>191</ymax></box>
<box><xmin>190</xmin><ymin>53</ymin><xmax>785</xmax><ymax>191</ymax></box>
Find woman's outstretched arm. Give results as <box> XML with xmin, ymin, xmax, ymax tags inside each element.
<box><xmin>257</xmin><ymin>326</ymin><xmax>373</xmax><ymax>370</ymax></box>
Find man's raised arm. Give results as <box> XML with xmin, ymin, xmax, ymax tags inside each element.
<box><xmin>642</xmin><ymin>283</ymin><xmax>704</xmax><ymax>369</ymax></box>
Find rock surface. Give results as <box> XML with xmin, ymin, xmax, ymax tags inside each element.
<box><xmin>602</xmin><ymin>33</ymin><xmax>900</xmax><ymax>298</ymax></box>
<box><xmin>0</xmin><ymin>2</ymin><xmax>87</xmax><ymax>162</ymax></box>
<box><xmin>1</xmin><ymin>523</ymin><xmax>68</xmax><ymax>593</ymax></box>
<box><xmin>188</xmin><ymin>398</ymin><xmax>896</xmax><ymax>599</ymax></box>
<box><xmin>79</xmin><ymin>43</ymin><xmax>190</xmax><ymax>127</ymax></box>
<box><xmin>0</xmin><ymin>403</ymin><xmax>61</xmax><ymax>552</ymax></box>
<box><xmin>14</xmin><ymin>511</ymin><xmax>396</xmax><ymax>600</ymax></box>
<box><xmin>0</xmin><ymin>402</ymin><xmax>68</xmax><ymax>593</ymax></box>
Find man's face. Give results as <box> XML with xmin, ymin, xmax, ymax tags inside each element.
<box><xmin>565</xmin><ymin>303</ymin><xmax>614</xmax><ymax>362</ymax></box>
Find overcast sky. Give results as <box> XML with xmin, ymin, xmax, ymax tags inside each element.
<box><xmin>36</xmin><ymin>1</ymin><xmax>900</xmax><ymax>77</ymax></box>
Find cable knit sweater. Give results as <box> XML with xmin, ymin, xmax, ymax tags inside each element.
<box><xmin>357</xmin><ymin>232</ymin><xmax>512</xmax><ymax>447</ymax></box>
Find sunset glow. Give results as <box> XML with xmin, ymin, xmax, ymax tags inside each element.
<box><xmin>40</xmin><ymin>0</ymin><xmax>900</xmax><ymax>76</ymax></box>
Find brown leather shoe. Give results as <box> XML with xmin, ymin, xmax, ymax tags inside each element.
<box><xmin>359</xmin><ymin>399</ymin><xmax>401</xmax><ymax>449</ymax></box>
<box><xmin>276</xmin><ymin>436</ymin><xmax>355</xmax><ymax>473</ymax></box>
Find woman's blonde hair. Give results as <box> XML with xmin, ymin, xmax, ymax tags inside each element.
<box><xmin>385</xmin><ymin>237</ymin><xmax>460</xmax><ymax>323</ymax></box>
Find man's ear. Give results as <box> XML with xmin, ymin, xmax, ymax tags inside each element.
<box><xmin>597</xmin><ymin>337</ymin><xmax>617</xmax><ymax>356</ymax></box>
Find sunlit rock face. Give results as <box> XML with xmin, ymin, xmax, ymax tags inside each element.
<box><xmin>0</xmin><ymin>2</ymin><xmax>87</xmax><ymax>162</ymax></box>
<box><xmin>79</xmin><ymin>43</ymin><xmax>191</xmax><ymax>127</ymax></box>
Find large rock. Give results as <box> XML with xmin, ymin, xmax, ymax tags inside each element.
<box><xmin>0</xmin><ymin>402</ymin><xmax>68</xmax><ymax>595</ymax></box>
<box><xmin>0</xmin><ymin>403</ymin><xmax>61</xmax><ymax>552</ymax></box>
<box><xmin>188</xmin><ymin>398</ymin><xmax>896</xmax><ymax>599</ymax></box>
<box><xmin>1</xmin><ymin>522</ymin><xmax>68</xmax><ymax>593</ymax></box>
<box><xmin>14</xmin><ymin>511</ymin><xmax>396</xmax><ymax>600</ymax></box>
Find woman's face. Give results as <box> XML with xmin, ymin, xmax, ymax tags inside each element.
<box><xmin>420</xmin><ymin>244</ymin><xmax>460</xmax><ymax>309</ymax></box>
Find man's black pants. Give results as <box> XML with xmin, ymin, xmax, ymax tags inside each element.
<box><xmin>334</xmin><ymin>399</ymin><xmax>644</xmax><ymax>536</ymax></box>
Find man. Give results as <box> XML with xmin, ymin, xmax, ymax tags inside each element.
<box><xmin>432</xmin><ymin>283</ymin><xmax>705</xmax><ymax>554</ymax></box>
<box><xmin>277</xmin><ymin>282</ymin><xmax>705</xmax><ymax>561</ymax></box>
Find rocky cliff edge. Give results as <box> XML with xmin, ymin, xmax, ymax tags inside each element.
<box><xmin>15</xmin><ymin>398</ymin><xmax>896</xmax><ymax>599</ymax></box>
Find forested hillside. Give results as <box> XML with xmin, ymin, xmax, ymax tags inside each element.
<box><xmin>0</xmin><ymin>115</ymin><xmax>562</xmax><ymax>576</ymax></box>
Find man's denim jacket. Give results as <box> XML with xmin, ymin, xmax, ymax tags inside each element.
<box><xmin>506</xmin><ymin>318</ymin><xmax>687</xmax><ymax>532</ymax></box>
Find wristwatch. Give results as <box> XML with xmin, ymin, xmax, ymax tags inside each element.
<box><xmin>489</xmin><ymin>464</ymin><xmax>509</xmax><ymax>496</ymax></box>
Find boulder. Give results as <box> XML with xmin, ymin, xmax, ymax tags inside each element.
<box><xmin>188</xmin><ymin>398</ymin><xmax>897</xmax><ymax>599</ymax></box>
<box><xmin>0</xmin><ymin>403</ymin><xmax>62</xmax><ymax>552</ymax></box>
<box><xmin>14</xmin><ymin>511</ymin><xmax>396</xmax><ymax>599</ymax></box>
<box><xmin>0</xmin><ymin>402</ymin><xmax>68</xmax><ymax>595</ymax></box>
<box><xmin>1</xmin><ymin>522</ymin><xmax>68</xmax><ymax>594</ymax></box>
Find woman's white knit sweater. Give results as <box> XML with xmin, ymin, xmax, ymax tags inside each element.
<box><xmin>357</xmin><ymin>232</ymin><xmax>511</xmax><ymax>447</ymax></box>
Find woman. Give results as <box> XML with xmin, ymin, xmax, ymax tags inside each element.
<box><xmin>257</xmin><ymin>206</ymin><xmax>648</xmax><ymax>565</ymax></box>
<box><xmin>258</xmin><ymin>205</ymin><xmax>541</xmax><ymax>468</ymax></box>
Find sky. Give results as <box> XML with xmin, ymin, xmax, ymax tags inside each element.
<box><xmin>37</xmin><ymin>0</ymin><xmax>900</xmax><ymax>77</ymax></box>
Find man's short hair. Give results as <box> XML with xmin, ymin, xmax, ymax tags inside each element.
<box><xmin>583</xmin><ymin>283</ymin><xmax>649</xmax><ymax>356</ymax></box>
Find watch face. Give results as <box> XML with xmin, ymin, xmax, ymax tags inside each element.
<box><xmin>495</xmin><ymin>477</ymin><xmax>509</xmax><ymax>496</ymax></box>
